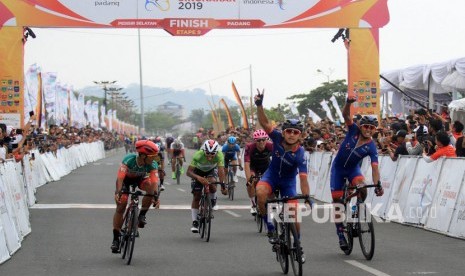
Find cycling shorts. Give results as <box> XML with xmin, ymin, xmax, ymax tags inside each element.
<box><xmin>257</xmin><ymin>170</ymin><xmax>297</xmax><ymax>198</ymax></box>
<box><xmin>191</xmin><ymin>168</ymin><xmax>217</xmax><ymax>193</ymax></box>
<box><xmin>330</xmin><ymin>165</ymin><xmax>364</xmax><ymax>199</ymax></box>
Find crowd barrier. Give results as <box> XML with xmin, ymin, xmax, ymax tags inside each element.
<box><xmin>236</xmin><ymin>149</ymin><xmax>465</xmax><ymax>240</ymax></box>
<box><xmin>0</xmin><ymin>142</ymin><xmax>106</xmax><ymax>264</ymax></box>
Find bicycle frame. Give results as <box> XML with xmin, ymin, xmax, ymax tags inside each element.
<box><xmin>197</xmin><ymin>179</ymin><xmax>223</xmax><ymax>242</ymax></box>
<box><xmin>341</xmin><ymin>181</ymin><xmax>378</xmax><ymax>260</ymax></box>
<box><xmin>267</xmin><ymin>195</ymin><xmax>309</xmax><ymax>276</ymax></box>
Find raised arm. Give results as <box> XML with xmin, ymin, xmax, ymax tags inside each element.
<box><xmin>255</xmin><ymin>89</ymin><xmax>272</xmax><ymax>132</ymax></box>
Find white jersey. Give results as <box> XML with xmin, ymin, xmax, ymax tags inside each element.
<box><xmin>170</xmin><ymin>142</ymin><xmax>184</xmax><ymax>150</ymax></box>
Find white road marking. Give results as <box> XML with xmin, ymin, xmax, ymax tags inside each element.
<box><xmin>177</xmin><ymin>188</ymin><xmax>186</xmax><ymax>192</ymax></box>
<box><xmin>345</xmin><ymin>260</ymin><xmax>391</xmax><ymax>276</ymax></box>
<box><xmin>30</xmin><ymin>204</ymin><xmax>251</xmax><ymax>210</ymax></box>
<box><xmin>408</xmin><ymin>273</ymin><xmax>437</xmax><ymax>275</ymax></box>
<box><xmin>223</xmin><ymin>210</ymin><xmax>241</xmax><ymax>217</ymax></box>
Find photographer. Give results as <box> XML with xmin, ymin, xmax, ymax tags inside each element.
<box><xmin>386</xmin><ymin>130</ymin><xmax>409</xmax><ymax>161</ymax></box>
<box><xmin>422</xmin><ymin>131</ymin><xmax>456</xmax><ymax>163</ymax></box>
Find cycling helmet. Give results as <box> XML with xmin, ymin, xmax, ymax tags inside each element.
<box><xmin>174</xmin><ymin>139</ymin><xmax>181</xmax><ymax>145</ymax></box>
<box><xmin>202</xmin><ymin>139</ymin><xmax>219</xmax><ymax>154</ymax></box>
<box><xmin>135</xmin><ymin>140</ymin><xmax>159</xmax><ymax>155</ymax></box>
<box><xmin>359</xmin><ymin>115</ymin><xmax>379</xmax><ymax>127</ymax></box>
<box><xmin>227</xmin><ymin>136</ymin><xmax>237</xmax><ymax>144</ymax></box>
<box><xmin>155</xmin><ymin>136</ymin><xmax>162</xmax><ymax>143</ymax></box>
<box><xmin>253</xmin><ymin>129</ymin><xmax>268</xmax><ymax>140</ymax></box>
<box><xmin>282</xmin><ymin>119</ymin><xmax>304</xmax><ymax>132</ymax></box>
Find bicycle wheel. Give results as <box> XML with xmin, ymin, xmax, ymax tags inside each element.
<box><xmin>121</xmin><ymin>208</ymin><xmax>131</xmax><ymax>259</ymax></box>
<box><xmin>358</xmin><ymin>204</ymin><xmax>375</xmax><ymax>260</ymax></box>
<box><xmin>228</xmin><ymin>170</ymin><xmax>234</xmax><ymax>200</ymax></box>
<box><xmin>204</xmin><ymin>197</ymin><xmax>212</xmax><ymax>242</ymax></box>
<box><xmin>275</xmin><ymin>221</ymin><xmax>289</xmax><ymax>274</ymax></box>
<box><xmin>199</xmin><ymin>196</ymin><xmax>206</xmax><ymax>238</ymax></box>
<box><xmin>126</xmin><ymin>207</ymin><xmax>138</xmax><ymax>265</ymax></box>
<box><xmin>255</xmin><ymin>204</ymin><xmax>263</xmax><ymax>233</ymax></box>
<box><xmin>176</xmin><ymin>162</ymin><xmax>181</xmax><ymax>185</ymax></box>
<box><xmin>288</xmin><ymin>223</ymin><xmax>303</xmax><ymax>276</ymax></box>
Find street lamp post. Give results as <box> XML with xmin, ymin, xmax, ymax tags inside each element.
<box><xmin>93</xmin><ymin>80</ymin><xmax>117</xmax><ymax>115</ymax></box>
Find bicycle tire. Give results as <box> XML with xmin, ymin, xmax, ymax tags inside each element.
<box><xmin>275</xmin><ymin>221</ymin><xmax>289</xmax><ymax>274</ymax></box>
<box><xmin>199</xmin><ymin>196</ymin><xmax>206</xmax><ymax>239</ymax></box>
<box><xmin>205</xmin><ymin>197</ymin><xmax>212</xmax><ymax>242</ymax></box>
<box><xmin>288</xmin><ymin>223</ymin><xmax>303</xmax><ymax>276</ymax></box>
<box><xmin>358</xmin><ymin>204</ymin><xmax>375</xmax><ymax>260</ymax></box>
<box><xmin>126</xmin><ymin>207</ymin><xmax>138</xmax><ymax>265</ymax></box>
<box><xmin>343</xmin><ymin>221</ymin><xmax>354</xmax><ymax>255</ymax></box>
<box><xmin>176</xmin><ymin>162</ymin><xmax>181</xmax><ymax>185</ymax></box>
<box><xmin>256</xmin><ymin>203</ymin><xmax>263</xmax><ymax>233</ymax></box>
<box><xmin>121</xmin><ymin>208</ymin><xmax>131</xmax><ymax>259</ymax></box>
<box><xmin>228</xmin><ymin>170</ymin><xmax>234</xmax><ymax>200</ymax></box>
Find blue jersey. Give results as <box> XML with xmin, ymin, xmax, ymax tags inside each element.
<box><xmin>222</xmin><ymin>143</ymin><xmax>241</xmax><ymax>159</ymax></box>
<box><xmin>267</xmin><ymin>129</ymin><xmax>307</xmax><ymax>178</ymax></box>
<box><xmin>332</xmin><ymin>123</ymin><xmax>378</xmax><ymax>169</ymax></box>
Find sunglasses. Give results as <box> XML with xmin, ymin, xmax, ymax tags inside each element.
<box><xmin>284</xmin><ymin>128</ymin><xmax>301</xmax><ymax>135</ymax></box>
<box><xmin>205</xmin><ymin>152</ymin><xmax>216</xmax><ymax>156</ymax></box>
<box><xmin>255</xmin><ymin>138</ymin><xmax>266</xmax><ymax>142</ymax></box>
<box><xmin>361</xmin><ymin>124</ymin><xmax>376</xmax><ymax>130</ymax></box>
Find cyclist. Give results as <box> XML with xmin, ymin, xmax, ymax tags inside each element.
<box><xmin>330</xmin><ymin>95</ymin><xmax>384</xmax><ymax>252</ymax></box>
<box><xmin>186</xmin><ymin>139</ymin><xmax>227</xmax><ymax>233</ymax></box>
<box><xmin>165</xmin><ymin>136</ymin><xmax>175</xmax><ymax>163</ymax></box>
<box><xmin>221</xmin><ymin>136</ymin><xmax>243</xmax><ymax>183</ymax></box>
<box><xmin>152</xmin><ymin>137</ymin><xmax>166</xmax><ymax>191</ymax></box>
<box><xmin>170</xmin><ymin>139</ymin><xmax>186</xmax><ymax>179</ymax></box>
<box><xmin>111</xmin><ymin>140</ymin><xmax>160</xmax><ymax>253</ymax></box>
<box><xmin>254</xmin><ymin>89</ymin><xmax>311</xmax><ymax>262</ymax></box>
<box><xmin>244</xmin><ymin>129</ymin><xmax>273</xmax><ymax>215</ymax></box>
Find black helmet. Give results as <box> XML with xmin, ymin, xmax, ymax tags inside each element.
<box><xmin>359</xmin><ymin>116</ymin><xmax>378</xmax><ymax>127</ymax></box>
<box><xmin>282</xmin><ymin>119</ymin><xmax>304</xmax><ymax>132</ymax></box>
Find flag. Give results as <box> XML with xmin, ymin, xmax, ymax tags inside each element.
<box><xmin>289</xmin><ymin>102</ymin><xmax>299</xmax><ymax>116</ymax></box>
<box><xmin>307</xmin><ymin>108</ymin><xmax>322</xmax><ymax>122</ymax></box>
<box><xmin>231</xmin><ymin>81</ymin><xmax>249</xmax><ymax>129</ymax></box>
<box><xmin>320</xmin><ymin>99</ymin><xmax>335</xmax><ymax>121</ymax></box>
<box><xmin>329</xmin><ymin>95</ymin><xmax>344</xmax><ymax>123</ymax></box>
<box><xmin>220</xmin><ymin>98</ymin><xmax>235</xmax><ymax>129</ymax></box>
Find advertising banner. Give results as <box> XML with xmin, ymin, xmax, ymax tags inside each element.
<box><xmin>0</xmin><ymin>27</ymin><xmax>24</xmax><ymax>126</ymax></box>
<box><xmin>1</xmin><ymin>0</ymin><xmax>390</xmax><ymax>33</ymax></box>
<box><xmin>448</xmin><ymin>175</ymin><xmax>465</xmax><ymax>238</ymax></box>
<box><xmin>402</xmin><ymin>158</ymin><xmax>443</xmax><ymax>225</ymax></box>
<box><xmin>425</xmin><ymin>159</ymin><xmax>465</xmax><ymax>233</ymax></box>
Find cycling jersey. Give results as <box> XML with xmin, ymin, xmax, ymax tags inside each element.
<box><xmin>171</xmin><ymin>142</ymin><xmax>185</xmax><ymax>157</ymax></box>
<box><xmin>244</xmin><ymin>141</ymin><xmax>273</xmax><ymax>175</ymax></box>
<box><xmin>330</xmin><ymin>123</ymin><xmax>378</xmax><ymax>193</ymax></box>
<box><xmin>222</xmin><ymin>143</ymin><xmax>241</xmax><ymax>161</ymax></box>
<box><xmin>117</xmin><ymin>153</ymin><xmax>159</xmax><ymax>186</ymax></box>
<box><xmin>259</xmin><ymin>129</ymin><xmax>307</xmax><ymax>197</ymax></box>
<box><xmin>166</xmin><ymin>137</ymin><xmax>174</xmax><ymax>148</ymax></box>
<box><xmin>189</xmin><ymin>150</ymin><xmax>224</xmax><ymax>172</ymax></box>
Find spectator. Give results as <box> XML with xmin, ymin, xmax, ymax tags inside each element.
<box><xmin>453</xmin><ymin>121</ymin><xmax>465</xmax><ymax>157</ymax></box>
<box><xmin>422</xmin><ymin>131</ymin><xmax>456</xmax><ymax>163</ymax></box>
<box><xmin>387</xmin><ymin>130</ymin><xmax>409</xmax><ymax>161</ymax></box>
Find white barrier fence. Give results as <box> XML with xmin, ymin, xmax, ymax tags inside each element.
<box><xmin>236</xmin><ymin>150</ymin><xmax>465</xmax><ymax>240</ymax></box>
<box><xmin>0</xmin><ymin>141</ymin><xmax>106</xmax><ymax>264</ymax></box>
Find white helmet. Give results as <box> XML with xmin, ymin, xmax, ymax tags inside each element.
<box><xmin>202</xmin><ymin>139</ymin><xmax>219</xmax><ymax>154</ymax></box>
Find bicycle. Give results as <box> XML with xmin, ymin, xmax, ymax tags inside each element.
<box><xmin>267</xmin><ymin>194</ymin><xmax>310</xmax><ymax>276</ymax></box>
<box><xmin>248</xmin><ymin>174</ymin><xmax>263</xmax><ymax>233</ymax></box>
<box><xmin>117</xmin><ymin>185</ymin><xmax>158</xmax><ymax>265</ymax></box>
<box><xmin>226</xmin><ymin>163</ymin><xmax>242</xmax><ymax>201</ymax></box>
<box><xmin>174</xmin><ymin>157</ymin><xmax>183</xmax><ymax>185</ymax></box>
<box><xmin>195</xmin><ymin>176</ymin><xmax>223</xmax><ymax>242</ymax></box>
<box><xmin>340</xmin><ymin>179</ymin><xmax>379</xmax><ymax>260</ymax></box>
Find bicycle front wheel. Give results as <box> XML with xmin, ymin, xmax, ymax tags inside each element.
<box><xmin>288</xmin><ymin>223</ymin><xmax>303</xmax><ymax>276</ymax></box>
<box><xmin>205</xmin><ymin>197</ymin><xmax>212</xmax><ymax>242</ymax></box>
<box><xmin>199</xmin><ymin>196</ymin><xmax>206</xmax><ymax>239</ymax></box>
<box><xmin>126</xmin><ymin>207</ymin><xmax>138</xmax><ymax>265</ymax></box>
<box><xmin>256</xmin><ymin>208</ymin><xmax>263</xmax><ymax>233</ymax></box>
<box><xmin>176</xmin><ymin>163</ymin><xmax>181</xmax><ymax>185</ymax></box>
<box><xmin>358</xmin><ymin>205</ymin><xmax>375</xmax><ymax>260</ymax></box>
<box><xmin>275</xmin><ymin>221</ymin><xmax>289</xmax><ymax>274</ymax></box>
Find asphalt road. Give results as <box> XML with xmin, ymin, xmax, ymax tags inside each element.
<box><xmin>1</xmin><ymin>148</ymin><xmax>464</xmax><ymax>275</ymax></box>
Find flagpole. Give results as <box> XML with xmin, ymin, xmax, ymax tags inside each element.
<box><xmin>249</xmin><ymin>64</ymin><xmax>253</xmax><ymax>128</ymax></box>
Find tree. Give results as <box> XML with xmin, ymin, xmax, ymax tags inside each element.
<box><xmin>144</xmin><ymin>111</ymin><xmax>182</xmax><ymax>133</ymax></box>
<box><xmin>189</xmin><ymin>108</ymin><xmax>206</xmax><ymax>129</ymax></box>
<box><xmin>287</xmin><ymin>79</ymin><xmax>347</xmax><ymax>120</ymax></box>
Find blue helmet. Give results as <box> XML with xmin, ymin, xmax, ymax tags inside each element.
<box><xmin>227</xmin><ymin>136</ymin><xmax>237</xmax><ymax>144</ymax></box>
<box><xmin>359</xmin><ymin>116</ymin><xmax>378</xmax><ymax>127</ymax></box>
<box><xmin>282</xmin><ymin>119</ymin><xmax>304</xmax><ymax>132</ymax></box>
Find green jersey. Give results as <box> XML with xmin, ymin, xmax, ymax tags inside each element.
<box><xmin>120</xmin><ymin>153</ymin><xmax>158</xmax><ymax>178</ymax></box>
<box><xmin>190</xmin><ymin>150</ymin><xmax>224</xmax><ymax>172</ymax></box>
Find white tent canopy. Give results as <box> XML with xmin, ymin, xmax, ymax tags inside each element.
<box><xmin>381</xmin><ymin>57</ymin><xmax>465</xmax><ymax>116</ymax></box>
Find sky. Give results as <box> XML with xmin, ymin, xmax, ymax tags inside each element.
<box><xmin>23</xmin><ymin>0</ymin><xmax>465</xmax><ymax>109</ymax></box>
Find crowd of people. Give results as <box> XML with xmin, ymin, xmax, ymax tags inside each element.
<box><xmin>0</xmin><ymin>119</ymin><xmax>126</xmax><ymax>163</ymax></box>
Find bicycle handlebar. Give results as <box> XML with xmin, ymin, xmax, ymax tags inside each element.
<box><xmin>266</xmin><ymin>194</ymin><xmax>310</xmax><ymax>204</ymax></box>
<box><xmin>121</xmin><ymin>190</ymin><xmax>159</xmax><ymax>200</ymax></box>
<box><xmin>347</xmin><ymin>184</ymin><xmax>379</xmax><ymax>190</ymax></box>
